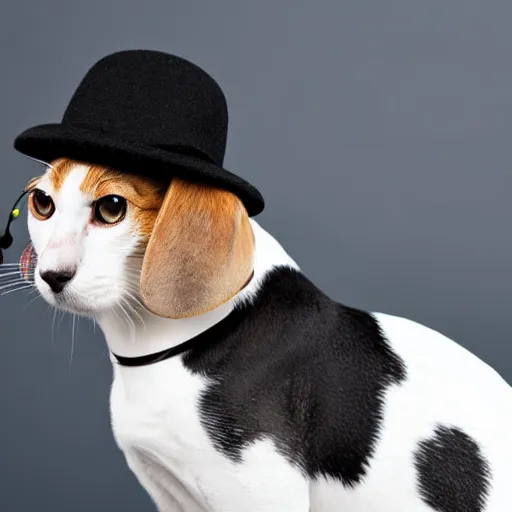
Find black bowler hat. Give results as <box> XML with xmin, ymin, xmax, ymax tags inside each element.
<box><xmin>13</xmin><ymin>49</ymin><xmax>264</xmax><ymax>216</ymax></box>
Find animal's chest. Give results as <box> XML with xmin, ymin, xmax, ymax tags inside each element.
<box><xmin>110</xmin><ymin>359</ymin><xmax>201</xmax><ymax>445</ymax></box>
<box><xmin>109</xmin><ymin>358</ymin><xmax>231</xmax><ymax>510</ymax></box>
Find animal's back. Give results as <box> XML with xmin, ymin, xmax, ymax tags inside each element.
<box><xmin>310</xmin><ymin>312</ymin><xmax>512</xmax><ymax>511</ymax></box>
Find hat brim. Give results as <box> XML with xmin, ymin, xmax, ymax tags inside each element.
<box><xmin>14</xmin><ymin>124</ymin><xmax>264</xmax><ymax>216</ymax></box>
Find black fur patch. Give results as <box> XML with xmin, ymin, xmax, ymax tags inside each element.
<box><xmin>182</xmin><ymin>266</ymin><xmax>407</xmax><ymax>487</ymax></box>
<box><xmin>414</xmin><ymin>424</ymin><xmax>492</xmax><ymax>512</ymax></box>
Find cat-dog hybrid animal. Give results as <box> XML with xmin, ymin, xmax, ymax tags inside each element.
<box><xmin>14</xmin><ymin>157</ymin><xmax>512</xmax><ymax>511</ymax></box>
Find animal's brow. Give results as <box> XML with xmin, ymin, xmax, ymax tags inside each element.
<box><xmin>24</xmin><ymin>175</ymin><xmax>43</xmax><ymax>192</ymax></box>
<box><xmin>89</xmin><ymin>177</ymin><xmax>164</xmax><ymax>210</ymax></box>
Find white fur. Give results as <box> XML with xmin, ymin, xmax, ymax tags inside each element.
<box><xmin>311</xmin><ymin>314</ymin><xmax>512</xmax><ymax>510</ymax></box>
<box><xmin>28</xmin><ymin>165</ymin><xmax>512</xmax><ymax>511</ymax></box>
<box><xmin>30</xmin><ymin>165</ymin><xmax>146</xmax><ymax>316</ymax></box>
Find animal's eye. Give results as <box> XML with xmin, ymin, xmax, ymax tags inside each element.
<box><xmin>94</xmin><ymin>195</ymin><xmax>127</xmax><ymax>225</ymax></box>
<box><xmin>30</xmin><ymin>189</ymin><xmax>55</xmax><ymax>220</ymax></box>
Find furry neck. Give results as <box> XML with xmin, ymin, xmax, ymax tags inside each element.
<box><xmin>97</xmin><ymin>220</ymin><xmax>299</xmax><ymax>360</ymax></box>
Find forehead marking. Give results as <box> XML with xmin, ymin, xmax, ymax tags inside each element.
<box><xmin>48</xmin><ymin>158</ymin><xmax>78</xmax><ymax>191</ymax></box>
<box><xmin>79</xmin><ymin>165</ymin><xmax>168</xmax><ymax>208</ymax></box>
<box><xmin>80</xmin><ymin>165</ymin><xmax>120</xmax><ymax>196</ymax></box>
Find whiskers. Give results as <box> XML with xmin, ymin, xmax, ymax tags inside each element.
<box><xmin>1</xmin><ymin>255</ymin><xmax>151</xmax><ymax>366</ymax></box>
<box><xmin>0</xmin><ymin>262</ymin><xmax>79</xmax><ymax>369</ymax></box>
<box><xmin>126</xmin><ymin>241</ymin><xmax>147</xmax><ymax>261</ymax></box>
<box><xmin>0</xmin><ymin>261</ymin><xmax>43</xmax><ymax>336</ymax></box>
<box><xmin>112</xmin><ymin>265</ymin><xmax>147</xmax><ymax>342</ymax></box>
<box><xmin>0</xmin><ymin>263</ymin><xmax>36</xmax><ymax>297</ymax></box>
<box><xmin>70</xmin><ymin>313</ymin><xmax>78</xmax><ymax>369</ymax></box>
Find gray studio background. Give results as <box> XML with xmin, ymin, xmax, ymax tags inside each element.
<box><xmin>1</xmin><ymin>1</ymin><xmax>511</xmax><ymax>510</ymax></box>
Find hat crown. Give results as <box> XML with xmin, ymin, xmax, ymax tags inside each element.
<box><xmin>62</xmin><ymin>50</ymin><xmax>228</xmax><ymax>165</ymax></box>
<box><xmin>14</xmin><ymin>49</ymin><xmax>265</xmax><ymax>216</ymax></box>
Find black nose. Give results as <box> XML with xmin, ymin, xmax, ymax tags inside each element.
<box><xmin>40</xmin><ymin>269</ymin><xmax>76</xmax><ymax>293</ymax></box>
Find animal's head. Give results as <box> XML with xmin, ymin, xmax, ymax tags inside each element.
<box><xmin>22</xmin><ymin>158</ymin><xmax>255</xmax><ymax>319</ymax></box>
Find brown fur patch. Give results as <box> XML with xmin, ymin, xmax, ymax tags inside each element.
<box><xmin>48</xmin><ymin>158</ymin><xmax>76</xmax><ymax>191</ymax></box>
<box><xmin>48</xmin><ymin>157</ymin><xmax>168</xmax><ymax>238</ymax></box>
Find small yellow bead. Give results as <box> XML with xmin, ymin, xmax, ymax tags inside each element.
<box><xmin>12</xmin><ymin>208</ymin><xmax>20</xmax><ymax>219</ymax></box>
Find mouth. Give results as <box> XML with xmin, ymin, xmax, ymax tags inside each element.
<box><xmin>37</xmin><ymin>284</ymin><xmax>106</xmax><ymax>318</ymax></box>
<box><xmin>36</xmin><ymin>272</ymin><xmax>137</xmax><ymax>318</ymax></box>
<box><xmin>25</xmin><ymin>242</ymin><xmax>143</xmax><ymax>318</ymax></box>
<box><xmin>24</xmin><ymin>243</ymin><xmax>96</xmax><ymax>315</ymax></box>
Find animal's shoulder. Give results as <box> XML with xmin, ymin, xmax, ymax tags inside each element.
<box><xmin>183</xmin><ymin>267</ymin><xmax>405</xmax><ymax>377</ymax></box>
<box><xmin>182</xmin><ymin>267</ymin><xmax>407</xmax><ymax>486</ymax></box>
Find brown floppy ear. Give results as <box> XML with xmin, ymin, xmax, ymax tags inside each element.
<box><xmin>140</xmin><ymin>178</ymin><xmax>255</xmax><ymax>319</ymax></box>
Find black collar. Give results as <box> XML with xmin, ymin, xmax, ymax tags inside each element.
<box><xmin>111</xmin><ymin>304</ymin><xmax>248</xmax><ymax>367</ymax></box>
<box><xmin>112</xmin><ymin>335</ymin><xmax>204</xmax><ymax>367</ymax></box>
